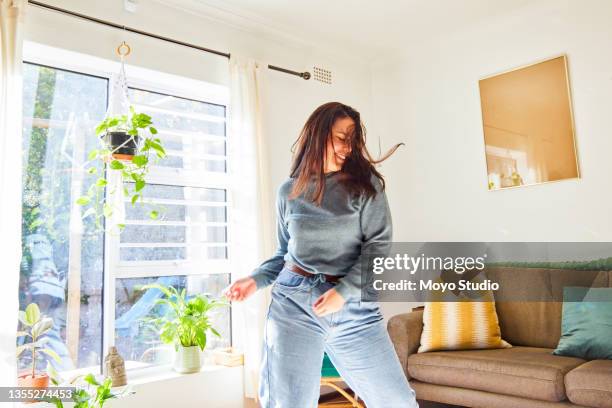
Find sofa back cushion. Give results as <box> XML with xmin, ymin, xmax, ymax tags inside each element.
<box><xmin>485</xmin><ymin>267</ymin><xmax>610</xmax><ymax>348</ymax></box>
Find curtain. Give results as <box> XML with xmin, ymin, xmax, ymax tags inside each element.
<box><xmin>228</xmin><ymin>55</ymin><xmax>275</xmax><ymax>401</ymax></box>
<box><xmin>0</xmin><ymin>0</ymin><xmax>26</xmax><ymax>390</ymax></box>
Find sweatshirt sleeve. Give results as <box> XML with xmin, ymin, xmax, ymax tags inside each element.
<box><xmin>334</xmin><ymin>181</ymin><xmax>392</xmax><ymax>302</ymax></box>
<box><xmin>249</xmin><ymin>185</ymin><xmax>290</xmax><ymax>289</ymax></box>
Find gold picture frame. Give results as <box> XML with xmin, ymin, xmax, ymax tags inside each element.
<box><xmin>478</xmin><ymin>55</ymin><xmax>580</xmax><ymax>191</ymax></box>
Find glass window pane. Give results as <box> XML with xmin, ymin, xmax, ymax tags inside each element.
<box><xmin>127</xmin><ymin>88</ymin><xmax>227</xmax><ymax>173</ymax></box>
<box><xmin>114</xmin><ymin>274</ymin><xmax>231</xmax><ymax>369</ymax></box>
<box><xmin>19</xmin><ymin>63</ymin><xmax>107</xmax><ymax>371</ymax></box>
<box><xmin>129</xmin><ymin>88</ymin><xmax>226</xmax><ymax>118</ymax></box>
<box><xmin>121</xmin><ymin>184</ymin><xmax>228</xmax><ymax>262</ymax></box>
<box><xmin>120</xmin><ymin>247</ymin><xmax>187</xmax><ymax>262</ymax></box>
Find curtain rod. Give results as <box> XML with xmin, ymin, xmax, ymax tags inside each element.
<box><xmin>27</xmin><ymin>0</ymin><xmax>312</xmax><ymax>80</ymax></box>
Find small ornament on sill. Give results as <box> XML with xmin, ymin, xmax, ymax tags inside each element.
<box><xmin>211</xmin><ymin>347</ymin><xmax>244</xmax><ymax>367</ymax></box>
<box><xmin>104</xmin><ymin>346</ymin><xmax>128</xmax><ymax>387</ymax></box>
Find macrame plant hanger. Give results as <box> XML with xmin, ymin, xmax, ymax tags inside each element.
<box><xmin>104</xmin><ymin>40</ymin><xmax>133</xmax><ymax>234</ymax></box>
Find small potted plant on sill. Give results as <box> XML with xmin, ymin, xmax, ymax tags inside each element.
<box><xmin>45</xmin><ymin>368</ymin><xmax>133</xmax><ymax>408</ymax></box>
<box><xmin>78</xmin><ymin>106</ymin><xmax>166</xmax><ymax>230</ymax></box>
<box><xmin>141</xmin><ymin>284</ymin><xmax>228</xmax><ymax>374</ymax></box>
<box><xmin>16</xmin><ymin>303</ymin><xmax>61</xmax><ymax>389</ymax></box>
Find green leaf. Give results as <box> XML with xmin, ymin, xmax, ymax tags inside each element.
<box><xmin>141</xmin><ymin>284</ymin><xmax>175</xmax><ymax>298</ymax></box>
<box><xmin>135</xmin><ymin>180</ymin><xmax>145</xmax><ymax>192</ymax></box>
<box><xmin>87</xmin><ymin>150</ymin><xmax>100</xmax><ymax>160</ymax></box>
<box><xmin>131</xmin><ymin>194</ymin><xmax>140</xmax><ymax>206</ymax></box>
<box><xmin>149</xmin><ymin>210</ymin><xmax>159</xmax><ymax>220</ymax></box>
<box><xmin>29</xmin><ymin>218</ymin><xmax>44</xmax><ymax>229</ymax></box>
<box><xmin>39</xmin><ymin>348</ymin><xmax>61</xmax><ymax>362</ymax></box>
<box><xmin>31</xmin><ymin>317</ymin><xmax>53</xmax><ymax>339</ymax></box>
<box><xmin>25</xmin><ymin>303</ymin><xmax>41</xmax><ymax>326</ymax></box>
<box><xmin>132</xmin><ymin>155</ymin><xmax>148</xmax><ymax>167</ymax></box>
<box><xmin>150</xmin><ymin>126</ymin><xmax>158</xmax><ymax>134</ymax></box>
<box><xmin>76</xmin><ymin>196</ymin><xmax>91</xmax><ymax>206</ymax></box>
<box><xmin>150</xmin><ymin>140</ymin><xmax>166</xmax><ymax>158</ymax></box>
<box><xmin>96</xmin><ymin>178</ymin><xmax>108</xmax><ymax>187</ymax></box>
<box><xmin>103</xmin><ymin>203</ymin><xmax>113</xmax><ymax>218</ymax></box>
<box><xmin>46</xmin><ymin>362</ymin><xmax>63</xmax><ymax>385</ymax></box>
<box><xmin>83</xmin><ymin>373</ymin><xmax>99</xmax><ymax>386</ymax></box>
<box><xmin>160</xmin><ymin>328</ymin><xmax>175</xmax><ymax>344</ymax></box>
<box><xmin>117</xmin><ymin>223</ymin><xmax>126</xmax><ymax>231</ymax></box>
<box><xmin>109</xmin><ymin>160</ymin><xmax>125</xmax><ymax>170</ymax></box>
<box><xmin>87</xmin><ymin>167</ymin><xmax>98</xmax><ymax>175</ymax></box>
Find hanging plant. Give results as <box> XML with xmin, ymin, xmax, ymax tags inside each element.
<box><xmin>77</xmin><ymin>106</ymin><xmax>166</xmax><ymax>230</ymax></box>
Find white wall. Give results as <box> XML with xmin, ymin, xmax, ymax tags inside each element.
<box><xmin>109</xmin><ymin>366</ymin><xmax>244</xmax><ymax>408</ymax></box>
<box><xmin>371</xmin><ymin>0</ymin><xmax>612</xmax><ymax>242</ymax></box>
<box><xmin>370</xmin><ymin>0</ymin><xmax>612</xmax><ymax>319</ymax></box>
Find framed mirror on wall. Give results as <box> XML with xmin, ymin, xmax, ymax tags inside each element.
<box><xmin>478</xmin><ymin>55</ymin><xmax>580</xmax><ymax>191</ymax></box>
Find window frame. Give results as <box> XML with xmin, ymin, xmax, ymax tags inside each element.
<box><xmin>22</xmin><ymin>42</ymin><xmax>234</xmax><ymax>375</ymax></box>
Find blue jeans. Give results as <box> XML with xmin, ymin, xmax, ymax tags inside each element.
<box><xmin>259</xmin><ymin>267</ymin><xmax>419</xmax><ymax>408</ymax></box>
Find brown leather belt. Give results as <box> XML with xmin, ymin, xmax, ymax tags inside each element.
<box><xmin>284</xmin><ymin>261</ymin><xmax>341</xmax><ymax>283</ymax></box>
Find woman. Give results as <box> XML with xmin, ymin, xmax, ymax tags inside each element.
<box><xmin>223</xmin><ymin>102</ymin><xmax>418</xmax><ymax>408</ymax></box>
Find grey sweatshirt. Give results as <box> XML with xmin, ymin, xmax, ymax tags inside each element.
<box><xmin>250</xmin><ymin>171</ymin><xmax>392</xmax><ymax>301</ymax></box>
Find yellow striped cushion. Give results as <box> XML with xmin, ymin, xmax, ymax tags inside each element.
<box><xmin>418</xmin><ymin>301</ymin><xmax>511</xmax><ymax>353</ymax></box>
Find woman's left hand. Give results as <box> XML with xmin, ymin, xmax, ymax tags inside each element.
<box><xmin>313</xmin><ymin>288</ymin><xmax>346</xmax><ymax>316</ymax></box>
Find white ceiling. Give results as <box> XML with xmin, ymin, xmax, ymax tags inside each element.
<box><xmin>156</xmin><ymin>0</ymin><xmax>538</xmax><ymax>60</ymax></box>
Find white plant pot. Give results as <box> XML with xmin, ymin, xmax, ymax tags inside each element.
<box><xmin>174</xmin><ymin>345</ymin><xmax>201</xmax><ymax>374</ymax></box>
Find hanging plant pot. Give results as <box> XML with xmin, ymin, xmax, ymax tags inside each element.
<box><xmin>104</xmin><ymin>131</ymin><xmax>140</xmax><ymax>161</ymax></box>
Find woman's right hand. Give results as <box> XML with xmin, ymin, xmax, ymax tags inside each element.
<box><xmin>222</xmin><ymin>277</ymin><xmax>257</xmax><ymax>302</ymax></box>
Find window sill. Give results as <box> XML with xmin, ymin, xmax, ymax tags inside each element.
<box><xmin>24</xmin><ymin>364</ymin><xmax>244</xmax><ymax>408</ymax></box>
<box><xmin>125</xmin><ymin>363</ymin><xmax>241</xmax><ymax>386</ymax></box>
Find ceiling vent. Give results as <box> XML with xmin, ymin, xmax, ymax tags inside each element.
<box><xmin>313</xmin><ymin>66</ymin><xmax>332</xmax><ymax>85</ymax></box>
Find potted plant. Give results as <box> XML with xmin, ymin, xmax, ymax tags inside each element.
<box><xmin>94</xmin><ymin>106</ymin><xmax>160</xmax><ymax>161</ymax></box>
<box><xmin>45</xmin><ymin>369</ymin><xmax>132</xmax><ymax>408</ymax></box>
<box><xmin>16</xmin><ymin>303</ymin><xmax>61</xmax><ymax>389</ymax></box>
<box><xmin>142</xmin><ymin>284</ymin><xmax>228</xmax><ymax>374</ymax></box>
<box><xmin>78</xmin><ymin>106</ymin><xmax>166</xmax><ymax>229</ymax></box>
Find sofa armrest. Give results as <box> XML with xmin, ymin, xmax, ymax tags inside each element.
<box><xmin>387</xmin><ymin>310</ymin><xmax>424</xmax><ymax>378</ymax></box>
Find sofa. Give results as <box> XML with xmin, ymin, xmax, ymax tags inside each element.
<box><xmin>387</xmin><ymin>267</ymin><xmax>612</xmax><ymax>408</ymax></box>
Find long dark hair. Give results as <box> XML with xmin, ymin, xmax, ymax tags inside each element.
<box><xmin>289</xmin><ymin>102</ymin><xmax>402</xmax><ymax>204</ymax></box>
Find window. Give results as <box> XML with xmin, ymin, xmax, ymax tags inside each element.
<box><xmin>111</xmin><ymin>88</ymin><xmax>231</xmax><ymax>369</ymax></box>
<box><xmin>19</xmin><ymin>61</ymin><xmax>231</xmax><ymax>373</ymax></box>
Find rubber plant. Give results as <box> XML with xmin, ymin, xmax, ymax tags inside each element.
<box><xmin>77</xmin><ymin>106</ymin><xmax>166</xmax><ymax>230</ymax></box>
<box><xmin>141</xmin><ymin>284</ymin><xmax>228</xmax><ymax>373</ymax></box>
<box><xmin>16</xmin><ymin>303</ymin><xmax>61</xmax><ymax>389</ymax></box>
